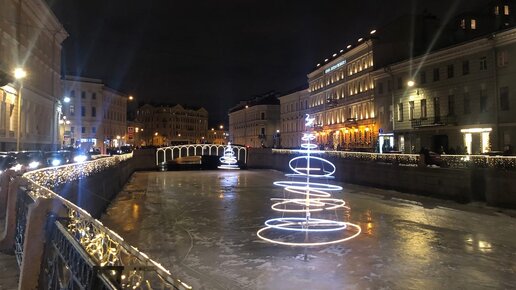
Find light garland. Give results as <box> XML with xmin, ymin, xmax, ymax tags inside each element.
<box><xmin>22</xmin><ymin>153</ymin><xmax>192</xmax><ymax>289</ymax></box>
<box><xmin>218</xmin><ymin>142</ymin><xmax>240</xmax><ymax>170</ymax></box>
<box><xmin>258</xmin><ymin>114</ymin><xmax>361</xmax><ymax>247</ymax></box>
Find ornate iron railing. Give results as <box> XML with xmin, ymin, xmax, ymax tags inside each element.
<box><xmin>14</xmin><ymin>187</ymin><xmax>33</xmax><ymax>266</ymax></box>
<box><xmin>18</xmin><ymin>153</ymin><xmax>192</xmax><ymax>289</ymax></box>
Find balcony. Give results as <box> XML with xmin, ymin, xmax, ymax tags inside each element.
<box><xmin>411</xmin><ymin>115</ymin><xmax>457</xmax><ymax>128</ymax></box>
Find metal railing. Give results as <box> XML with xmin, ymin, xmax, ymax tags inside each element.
<box><xmin>272</xmin><ymin>149</ymin><xmax>516</xmax><ymax>170</ymax></box>
<box><xmin>411</xmin><ymin>115</ymin><xmax>457</xmax><ymax>128</ymax></box>
<box><xmin>17</xmin><ymin>153</ymin><xmax>192</xmax><ymax>289</ymax></box>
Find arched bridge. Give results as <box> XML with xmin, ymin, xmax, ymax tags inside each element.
<box><xmin>155</xmin><ymin>144</ymin><xmax>247</xmax><ymax>166</ymax></box>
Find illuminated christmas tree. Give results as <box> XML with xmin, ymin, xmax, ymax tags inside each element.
<box><xmin>218</xmin><ymin>142</ymin><xmax>240</xmax><ymax>170</ymax></box>
<box><xmin>257</xmin><ymin>114</ymin><xmax>360</xmax><ymax>247</ymax></box>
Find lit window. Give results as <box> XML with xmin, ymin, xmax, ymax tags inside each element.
<box><xmin>471</xmin><ymin>19</ymin><xmax>477</xmax><ymax>30</ymax></box>
<box><xmin>504</xmin><ymin>5</ymin><xmax>510</xmax><ymax>15</ymax></box>
<box><xmin>460</xmin><ymin>19</ymin><xmax>466</xmax><ymax>29</ymax></box>
<box><xmin>495</xmin><ymin>6</ymin><xmax>499</xmax><ymax>15</ymax></box>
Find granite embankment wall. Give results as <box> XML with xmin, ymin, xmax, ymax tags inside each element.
<box><xmin>247</xmin><ymin>148</ymin><xmax>516</xmax><ymax>208</ymax></box>
<box><xmin>53</xmin><ymin>149</ymin><xmax>157</xmax><ymax>218</ymax></box>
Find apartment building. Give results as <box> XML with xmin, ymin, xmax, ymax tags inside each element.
<box><xmin>279</xmin><ymin>89</ymin><xmax>309</xmax><ymax>148</ymax></box>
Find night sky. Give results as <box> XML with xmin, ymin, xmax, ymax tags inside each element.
<box><xmin>46</xmin><ymin>0</ymin><xmax>486</xmax><ymax>125</ymax></box>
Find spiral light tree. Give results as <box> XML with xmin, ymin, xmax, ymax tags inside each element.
<box><xmin>257</xmin><ymin>114</ymin><xmax>360</xmax><ymax>251</ymax></box>
<box><xmin>218</xmin><ymin>142</ymin><xmax>240</xmax><ymax>170</ymax></box>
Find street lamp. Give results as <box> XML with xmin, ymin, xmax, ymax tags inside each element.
<box><xmin>14</xmin><ymin>67</ymin><xmax>27</xmax><ymax>151</ymax></box>
<box><xmin>407</xmin><ymin>80</ymin><xmax>415</xmax><ymax>87</ymax></box>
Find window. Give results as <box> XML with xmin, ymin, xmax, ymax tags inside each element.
<box><xmin>260</xmin><ymin>127</ymin><xmax>265</xmax><ymax>135</ymax></box>
<box><xmin>471</xmin><ymin>19</ymin><xmax>477</xmax><ymax>30</ymax></box>
<box><xmin>460</xmin><ymin>19</ymin><xmax>466</xmax><ymax>29</ymax></box>
<box><xmin>504</xmin><ymin>5</ymin><xmax>510</xmax><ymax>15</ymax></box>
<box><xmin>92</xmin><ymin>106</ymin><xmax>96</xmax><ymax>117</ymax></box>
<box><xmin>70</xmin><ymin>90</ymin><xmax>75</xmax><ymax>97</ymax></box>
<box><xmin>421</xmin><ymin>99</ymin><xmax>427</xmax><ymax>118</ymax></box>
<box><xmin>70</xmin><ymin>126</ymin><xmax>75</xmax><ymax>133</ymax></box>
<box><xmin>498</xmin><ymin>51</ymin><xmax>509</xmax><ymax>67</ymax></box>
<box><xmin>81</xmin><ymin>91</ymin><xmax>86</xmax><ymax>99</ymax></box>
<box><xmin>397</xmin><ymin>103</ymin><xmax>403</xmax><ymax>122</ymax></box>
<box><xmin>464</xmin><ymin>93</ymin><xmax>471</xmax><ymax>114</ymax></box>
<box><xmin>69</xmin><ymin>105</ymin><xmax>75</xmax><ymax>116</ymax></box>
<box><xmin>480</xmin><ymin>90</ymin><xmax>488</xmax><ymax>112</ymax></box>
<box><xmin>397</xmin><ymin>77</ymin><xmax>403</xmax><ymax>89</ymax></box>
<box><xmin>261</xmin><ymin>112</ymin><xmax>265</xmax><ymax>120</ymax></box>
<box><xmin>495</xmin><ymin>6</ymin><xmax>500</xmax><ymax>15</ymax></box>
<box><xmin>409</xmin><ymin>101</ymin><xmax>414</xmax><ymax>120</ymax></box>
<box><xmin>500</xmin><ymin>87</ymin><xmax>509</xmax><ymax>111</ymax></box>
<box><xmin>420</xmin><ymin>71</ymin><xmax>426</xmax><ymax>84</ymax></box>
<box><xmin>81</xmin><ymin>127</ymin><xmax>86</xmax><ymax>134</ymax></box>
<box><xmin>387</xmin><ymin>80</ymin><xmax>392</xmax><ymax>92</ymax></box>
<box><xmin>92</xmin><ymin>127</ymin><xmax>97</xmax><ymax>134</ymax></box>
<box><xmin>433</xmin><ymin>68</ymin><xmax>440</xmax><ymax>81</ymax></box>
<box><xmin>480</xmin><ymin>57</ymin><xmax>487</xmax><ymax>70</ymax></box>
<box><xmin>378</xmin><ymin>82</ymin><xmax>384</xmax><ymax>94</ymax></box>
<box><xmin>81</xmin><ymin>106</ymin><xmax>85</xmax><ymax>117</ymax></box>
<box><xmin>448</xmin><ymin>95</ymin><xmax>455</xmax><ymax>116</ymax></box>
<box><xmin>462</xmin><ymin>60</ymin><xmax>470</xmax><ymax>75</ymax></box>
<box><xmin>92</xmin><ymin>92</ymin><xmax>96</xmax><ymax>100</ymax></box>
<box><xmin>447</xmin><ymin>64</ymin><xmax>454</xmax><ymax>78</ymax></box>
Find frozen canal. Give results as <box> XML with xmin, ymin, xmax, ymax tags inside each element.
<box><xmin>101</xmin><ymin>170</ymin><xmax>516</xmax><ymax>290</ymax></box>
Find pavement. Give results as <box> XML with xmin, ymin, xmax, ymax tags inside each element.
<box><xmin>100</xmin><ymin>170</ymin><xmax>516</xmax><ymax>290</ymax></box>
<box><xmin>0</xmin><ymin>218</ymin><xmax>18</xmax><ymax>290</ymax></box>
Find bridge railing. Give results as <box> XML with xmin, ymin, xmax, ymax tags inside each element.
<box><xmin>156</xmin><ymin>144</ymin><xmax>247</xmax><ymax>166</ymax></box>
<box><xmin>14</xmin><ymin>153</ymin><xmax>192</xmax><ymax>289</ymax></box>
<box><xmin>272</xmin><ymin>149</ymin><xmax>516</xmax><ymax>170</ymax></box>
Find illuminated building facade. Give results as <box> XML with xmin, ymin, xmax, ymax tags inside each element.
<box><xmin>307</xmin><ymin>40</ymin><xmax>377</xmax><ymax>151</ymax></box>
<box><xmin>279</xmin><ymin>89</ymin><xmax>309</xmax><ymax>148</ymax></box>
<box><xmin>372</xmin><ymin>1</ymin><xmax>516</xmax><ymax>154</ymax></box>
<box><xmin>136</xmin><ymin>104</ymin><xmax>208</xmax><ymax>145</ymax></box>
<box><xmin>228</xmin><ymin>92</ymin><xmax>280</xmax><ymax>148</ymax></box>
<box><xmin>0</xmin><ymin>0</ymin><xmax>68</xmax><ymax>151</ymax></box>
<box><xmin>62</xmin><ymin>76</ymin><xmax>128</xmax><ymax>153</ymax></box>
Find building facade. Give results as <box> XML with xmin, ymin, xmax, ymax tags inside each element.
<box><xmin>61</xmin><ymin>76</ymin><xmax>128</xmax><ymax>153</ymax></box>
<box><xmin>228</xmin><ymin>93</ymin><xmax>280</xmax><ymax>148</ymax></box>
<box><xmin>136</xmin><ymin>104</ymin><xmax>208</xmax><ymax>146</ymax></box>
<box><xmin>307</xmin><ymin>40</ymin><xmax>377</xmax><ymax>151</ymax></box>
<box><xmin>0</xmin><ymin>0</ymin><xmax>67</xmax><ymax>151</ymax></box>
<box><xmin>279</xmin><ymin>89</ymin><xmax>309</xmax><ymax>148</ymax></box>
<box><xmin>374</xmin><ymin>27</ymin><xmax>516</xmax><ymax>154</ymax></box>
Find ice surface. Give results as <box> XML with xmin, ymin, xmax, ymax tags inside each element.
<box><xmin>101</xmin><ymin>170</ymin><xmax>516</xmax><ymax>290</ymax></box>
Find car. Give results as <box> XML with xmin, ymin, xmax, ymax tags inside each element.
<box><xmin>108</xmin><ymin>146</ymin><xmax>133</xmax><ymax>155</ymax></box>
<box><xmin>8</xmin><ymin>150</ymin><xmax>46</xmax><ymax>171</ymax></box>
<box><xmin>0</xmin><ymin>154</ymin><xmax>16</xmax><ymax>174</ymax></box>
<box><xmin>45</xmin><ymin>150</ymin><xmax>72</xmax><ymax>167</ymax></box>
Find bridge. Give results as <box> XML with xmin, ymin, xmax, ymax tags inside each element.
<box><xmin>155</xmin><ymin>144</ymin><xmax>247</xmax><ymax>166</ymax></box>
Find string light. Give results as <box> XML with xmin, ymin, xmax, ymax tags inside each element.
<box><xmin>258</xmin><ymin>114</ymin><xmax>361</xmax><ymax>247</ymax></box>
<box><xmin>218</xmin><ymin>142</ymin><xmax>240</xmax><ymax>170</ymax></box>
<box><xmin>22</xmin><ymin>153</ymin><xmax>192</xmax><ymax>289</ymax></box>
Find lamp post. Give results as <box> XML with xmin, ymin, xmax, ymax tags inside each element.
<box><xmin>14</xmin><ymin>68</ymin><xmax>27</xmax><ymax>151</ymax></box>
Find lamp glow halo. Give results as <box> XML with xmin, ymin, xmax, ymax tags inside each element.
<box><xmin>257</xmin><ymin>114</ymin><xmax>361</xmax><ymax>247</ymax></box>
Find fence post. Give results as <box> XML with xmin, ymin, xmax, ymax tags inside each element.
<box><xmin>0</xmin><ymin>174</ymin><xmax>21</xmax><ymax>251</ymax></box>
<box><xmin>18</xmin><ymin>197</ymin><xmax>55</xmax><ymax>290</ymax></box>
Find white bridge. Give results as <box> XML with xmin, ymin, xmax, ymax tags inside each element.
<box><xmin>155</xmin><ymin>144</ymin><xmax>247</xmax><ymax>166</ymax></box>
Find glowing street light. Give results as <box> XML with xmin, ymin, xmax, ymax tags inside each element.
<box><xmin>63</xmin><ymin>96</ymin><xmax>71</xmax><ymax>103</ymax></box>
<box><xmin>128</xmin><ymin>95</ymin><xmax>134</xmax><ymax>101</ymax></box>
<box><xmin>407</xmin><ymin>80</ymin><xmax>415</xmax><ymax>87</ymax></box>
<box><xmin>14</xmin><ymin>67</ymin><xmax>27</xmax><ymax>151</ymax></box>
<box><xmin>219</xmin><ymin>125</ymin><xmax>224</xmax><ymax>129</ymax></box>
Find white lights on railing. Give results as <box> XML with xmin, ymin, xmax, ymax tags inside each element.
<box><xmin>218</xmin><ymin>142</ymin><xmax>239</xmax><ymax>170</ymax></box>
<box><xmin>257</xmin><ymin>114</ymin><xmax>361</xmax><ymax>247</ymax></box>
<box><xmin>347</xmin><ymin>44</ymin><xmax>352</xmax><ymax>49</ymax></box>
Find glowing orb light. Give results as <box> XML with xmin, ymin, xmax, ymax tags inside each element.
<box><xmin>218</xmin><ymin>142</ymin><xmax>240</xmax><ymax>170</ymax></box>
<box><xmin>257</xmin><ymin>114</ymin><xmax>361</xmax><ymax>246</ymax></box>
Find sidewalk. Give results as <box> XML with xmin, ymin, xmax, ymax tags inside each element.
<box><xmin>0</xmin><ymin>218</ymin><xmax>18</xmax><ymax>290</ymax></box>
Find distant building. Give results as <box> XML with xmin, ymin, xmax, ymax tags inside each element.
<box><xmin>205</xmin><ymin>127</ymin><xmax>228</xmax><ymax>144</ymax></box>
<box><xmin>136</xmin><ymin>104</ymin><xmax>208</xmax><ymax>145</ymax></box>
<box><xmin>61</xmin><ymin>76</ymin><xmax>128</xmax><ymax>153</ymax></box>
<box><xmin>279</xmin><ymin>89</ymin><xmax>309</xmax><ymax>148</ymax></box>
<box><xmin>0</xmin><ymin>0</ymin><xmax>68</xmax><ymax>151</ymax></box>
<box><xmin>228</xmin><ymin>92</ymin><xmax>280</xmax><ymax>148</ymax></box>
